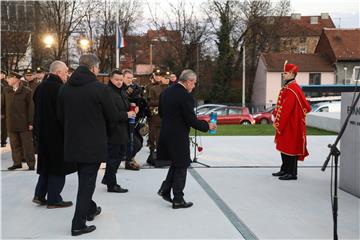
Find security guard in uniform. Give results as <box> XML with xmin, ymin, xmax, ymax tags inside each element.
<box><xmin>1</xmin><ymin>70</ymin><xmax>8</xmax><ymax>147</ymax></box>
<box><xmin>2</xmin><ymin>71</ymin><xmax>35</xmax><ymax>170</ymax></box>
<box><xmin>147</xmin><ymin>68</ymin><xmax>169</xmax><ymax>165</ymax></box>
<box><xmin>35</xmin><ymin>67</ymin><xmax>46</xmax><ymax>82</ymax></box>
<box><xmin>23</xmin><ymin>68</ymin><xmax>39</xmax><ymax>93</ymax></box>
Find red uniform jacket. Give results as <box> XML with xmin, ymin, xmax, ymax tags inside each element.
<box><xmin>273</xmin><ymin>80</ymin><xmax>311</xmax><ymax>160</ymax></box>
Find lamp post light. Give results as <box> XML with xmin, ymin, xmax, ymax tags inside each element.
<box><xmin>43</xmin><ymin>34</ymin><xmax>55</xmax><ymax>48</ymax></box>
<box><xmin>79</xmin><ymin>38</ymin><xmax>90</xmax><ymax>53</ymax></box>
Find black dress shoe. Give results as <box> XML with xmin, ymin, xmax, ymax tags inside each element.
<box><xmin>47</xmin><ymin>200</ymin><xmax>73</xmax><ymax>209</ymax></box>
<box><xmin>157</xmin><ymin>190</ymin><xmax>172</xmax><ymax>203</ymax></box>
<box><xmin>107</xmin><ymin>184</ymin><xmax>128</xmax><ymax>193</ymax></box>
<box><xmin>157</xmin><ymin>181</ymin><xmax>172</xmax><ymax>202</ymax></box>
<box><xmin>272</xmin><ymin>171</ymin><xmax>286</xmax><ymax>177</ymax></box>
<box><xmin>172</xmin><ymin>200</ymin><xmax>193</xmax><ymax>209</ymax></box>
<box><xmin>1</xmin><ymin>143</ymin><xmax>6</xmax><ymax>147</ymax></box>
<box><xmin>28</xmin><ymin>166</ymin><xmax>35</xmax><ymax>171</ymax></box>
<box><xmin>7</xmin><ymin>165</ymin><xmax>22</xmax><ymax>170</ymax></box>
<box><xmin>32</xmin><ymin>196</ymin><xmax>47</xmax><ymax>205</ymax></box>
<box><xmin>71</xmin><ymin>225</ymin><xmax>96</xmax><ymax>236</ymax></box>
<box><xmin>87</xmin><ymin>206</ymin><xmax>102</xmax><ymax>221</ymax></box>
<box><xmin>279</xmin><ymin>174</ymin><xmax>297</xmax><ymax>180</ymax></box>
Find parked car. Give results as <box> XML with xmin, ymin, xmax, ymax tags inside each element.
<box><xmin>311</xmin><ymin>101</ymin><xmax>341</xmax><ymax>113</ymax></box>
<box><xmin>253</xmin><ymin>107</ymin><xmax>275</xmax><ymax>124</ymax></box>
<box><xmin>197</xmin><ymin>106</ymin><xmax>255</xmax><ymax>125</ymax></box>
<box><xmin>195</xmin><ymin>104</ymin><xmax>227</xmax><ymax>115</ymax></box>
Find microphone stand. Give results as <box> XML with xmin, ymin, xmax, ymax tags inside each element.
<box><xmin>321</xmin><ymin>90</ymin><xmax>360</xmax><ymax>240</ymax></box>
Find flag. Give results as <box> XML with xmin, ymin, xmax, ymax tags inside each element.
<box><xmin>117</xmin><ymin>25</ymin><xmax>125</xmax><ymax>49</ymax></box>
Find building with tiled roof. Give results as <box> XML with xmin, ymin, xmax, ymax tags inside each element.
<box><xmin>268</xmin><ymin>13</ymin><xmax>335</xmax><ymax>54</ymax></box>
<box><xmin>315</xmin><ymin>28</ymin><xmax>360</xmax><ymax>84</ymax></box>
<box><xmin>252</xmin><ymin>53</ymin><xmax>335</xmax><ymax>108</ymax></box>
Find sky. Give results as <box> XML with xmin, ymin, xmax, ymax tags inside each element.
<box><xmin>142</xmin><ymin>0</ymin><xmax>360</xmax><ymax>28</ymax></box>
<box><xmin>290</xmin><ymin>0</ymin><xmax>360</xmax><ymax>28</ymax></box>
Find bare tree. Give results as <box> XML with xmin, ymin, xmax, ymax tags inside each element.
<box><xmin>1</xmin><ymin>31</ymin><xmax>31</xmax><ymax>71</ymax></box>
<box><xmin>39</xmin><ymin>1</ymin><xmax>91</xmax><ymax>62</ymax></box>
<box><xmin>80</xmin><ymin>0</ymin><xmax>142</xmax><ymax>71</ymax></box>
<box><xmin>147</xmin><ymin>0</ymin><xmax>211</xmax><ymax>73</ymax></box>
<box><xmin>205</xmin><ymin>0</ymin><xmax>290</xmax><ymax>102</ymax></box>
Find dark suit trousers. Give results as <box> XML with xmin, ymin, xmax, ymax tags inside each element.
<box><xmin>280</xmin><ymin>153</ymin><xmax>298</xmax><ymax>176</ymax></box>
<box><xmin>1</xmin><ymin>118</ymin><xmax>7</xmax><ymax>144</ymax></box>
<box><xmin>163</xmin><ymin>166</ymin><xmax>187</xmax><ymax>202</ymax></box>
<box><xmin>8</xmin><ymin>131</ymin><xmax>35</xmax><ymax>166</ymax></box>
<box><xmin>34</xmin><ymin>174</ymin><xmax>65</xmax><ymax>204</ymax></box>
<box><xmin>72</xmin><ymin>162</ymin><xmax>100</xmax><ymax>229</ymax></box>
<box><xmin>103</xmin><ymin>143</ymin><xmax>126</xmax><ymax>187</ymax></box>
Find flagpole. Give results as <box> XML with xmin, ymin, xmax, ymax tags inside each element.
<box><xmin>116</xmin><ymin>2</ymin><xmax>120</xmax><ymax>69</ymax></box>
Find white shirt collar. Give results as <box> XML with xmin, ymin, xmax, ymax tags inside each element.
<box><xmin>178</xmin><ymin>81</ymin><xmax>186</xmax><ymax>90</ymax></box>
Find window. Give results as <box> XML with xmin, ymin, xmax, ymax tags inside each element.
<box><xmin>298</xmin><ymin>47</ymin><xmax>306</xmax><ymax>53</ymax></box>
<box><xmin>17</xmin><ymin>5</ymin><xmax>25</xmax><ymax>24</ymax></box>
<box><xmin>353</xmin><ymin>67</ymin><xmax>360</xmax><ymax>81</ymax></box>
<box><xmin>1</xmin><ymin>3</ymin><xmax>8</xmax><ymax>21</ymax></box>
<box><xmin>309</xmin><ymin>73</ymin><xmax>321</xmax><ymax>85</ymax></box>
<box><xmin>9</xmin><ymin>4</ymin><xmax>16</xmax><ymax>18</ymax></box>
<box><xmin>318</xmin><ymin>106</ymin><xmax>329</xmax><ymax>112</ymax></box>
<box><xmin>214</xmin><ymin>108</ymin><xmax>227</xmax><ymax>116</ymax></box>
<box><xmin>228</xmin><ymin>108</ymin><xmax>241</xmax><ymax>115</ymax></box>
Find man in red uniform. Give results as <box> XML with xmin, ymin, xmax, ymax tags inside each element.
<box><xmin>272</xmin><ymin>62</ymin><xmax>311</xmax><ymax>180</ymax></box>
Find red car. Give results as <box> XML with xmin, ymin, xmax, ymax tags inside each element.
<box><xmin>253</xmin><ymin>107</ymin><xmax>274</xmax><ymax>124</ymax></box>
<box><xmin>197</xmin><ymin>106</ymin><xmax>255</xmax><ymax>125</ymax></box>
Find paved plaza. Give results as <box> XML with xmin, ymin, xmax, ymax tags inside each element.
<box><xmin>1</xmin><ymin>136</ymin><xmax>359</xmax><ymax>239</ymax></box>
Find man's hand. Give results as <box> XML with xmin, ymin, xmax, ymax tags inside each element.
<box><xmin>127</xmin><ymin>87</ymin><xmax>134</xmax><ymax>95</ymax></box>
<box><xmin>29</xmin><ymin>125</ymin><xmax>33</xmax><ymax>131</ymax></box>
<box><xmin>127</xmin><ymin>111</ymin><xmax>136</xmax><ymax>119</ymax></box>
<box><xmin>209</xmin><ymin>123</ymin><xmax>217</xmax><ymax>130</ymax></box>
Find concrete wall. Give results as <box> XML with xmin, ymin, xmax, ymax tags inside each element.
<box><xmin>266</xmin><ymin>72</ymin><xmax>282</xmax><ymax>107</ymax></box>
<box><xmin>340</xmin><ymin>93</ymin><xmax>360</xmax><ymax>197</ymax></box>
<box><xmin>251</xmin><ymin>57</ymin><xmax>267</xmax><ymax>106</ymax></box>
<box><xmin>306</xmin><ymin>112</ymin><xmax>340</xmax><ymax>133</ymax></box>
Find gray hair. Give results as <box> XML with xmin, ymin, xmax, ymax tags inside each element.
<box><xmin>178</xmin><ymin>69</ymin><xmax>196</xmax><ymax>82</ymax></box>
<box><xmin>79</xmin><ymin>54</ymin><xmax>100</xmax><ymax>69</ymax></box>
<box><xmin>49</xmin><ymin>60</ymin><xmax>67</xmax><ymax>74</ymax></box>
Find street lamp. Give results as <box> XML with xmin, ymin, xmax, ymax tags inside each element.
<box><xmin>79</xmin><ymin>38</ymin><xmax>90</xmax><ymax>52</ymax></box>
<box><xmin>43</xmin><ymin>34</ymin><xmax>55</xmax><ymax>48</ymax></box>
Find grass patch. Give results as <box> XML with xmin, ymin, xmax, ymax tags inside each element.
<box><xmin>190</xmin><ymin>124</ymin><xmax>337</xmax><ymax>136</ymax></box>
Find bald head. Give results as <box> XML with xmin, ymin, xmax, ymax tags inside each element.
<box><xmin>49</xmin><ymin>61</ymin><xmax>68</xmax><ymax>82</ymax></box>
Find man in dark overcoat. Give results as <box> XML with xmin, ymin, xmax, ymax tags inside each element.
<box><xmin>58</xmin><ymin>54</ymin><xmax>122</xmax><ymax>236</ymax></box>
<box><xmin>32</xmin><ymin>60</ymin><xmax>76</xmax><ymax>208</ymax></box>
<box><xmin>101</xmin><ymin>69</ymin><xmax>133</xmax><ymax>193</ymax></box>
<box><xmin>157</xmin><ymin>69</ymin><xmax>217</xmax><ymax>209</ymax></box>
